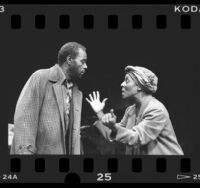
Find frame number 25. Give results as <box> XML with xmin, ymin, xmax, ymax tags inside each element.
<box><xmin>97</xmin><ymin>173</ymin><xmax>112</xmax><ymax>182</ymax></box>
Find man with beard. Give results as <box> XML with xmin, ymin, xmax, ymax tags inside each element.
<box><xmin>11</xmin><ymin>42</ymin><xmax>87</xmax><ymax>155</ymax></box>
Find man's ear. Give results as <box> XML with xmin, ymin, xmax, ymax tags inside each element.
<box><xmin>66</xmin><ymin>55</ymin><xmax>72</xmax><ymax>65</ymax></box>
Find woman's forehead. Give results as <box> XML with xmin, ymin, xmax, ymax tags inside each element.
<box><xmin>124</xmin><ymin>74</ymin><xmax>137</xmax><ymax>84</ymax></box>
<box><xmin>125</xmin><ymin>74</ymin><xmax>131</xmax><ymax>79</ymax></box>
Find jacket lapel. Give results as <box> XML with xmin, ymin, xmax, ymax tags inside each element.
<box><xmin>53</xmin><ymin>83</ymin><xmax>66</xmax><ymax>136</ymax></box>
<box><xmin>126</xmin><ymin>105</ymin><xmax>137</xmax><ymax>129</ymax></box>
<box><xmin>49</xmin><ymin>64</ymin><xmax>66</xmax><ymax>136</ymax></box>
<box><xmin>135</xmin><ymin>95</ymin><xmax>153</xmax><ymax>125</ymax></box>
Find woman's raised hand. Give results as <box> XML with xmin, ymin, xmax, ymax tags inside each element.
<box><xmin>86</xmin><ymin>91</ymin><xmax>108</xmax><ymax>113</ymax></box>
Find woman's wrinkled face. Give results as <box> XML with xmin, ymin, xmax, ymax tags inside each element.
<box><xmin>121</xmin><ymin>74</ymin><xmax>140</xmax><ymax>99</ymax></box>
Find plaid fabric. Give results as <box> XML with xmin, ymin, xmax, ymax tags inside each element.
<box><xmin>10</xmin><ymin>64</ymin><xmax>82</xmax><ymax>155</ymax></box>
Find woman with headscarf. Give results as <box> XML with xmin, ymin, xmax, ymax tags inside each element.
<box><xmin>86</xmin><ymin>66</ymin><xmax>184</xmax><ymax>155</ymax></box>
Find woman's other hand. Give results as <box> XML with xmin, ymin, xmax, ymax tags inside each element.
<box><xmin>102</xmin><ymin>109</ymin><xmax>117</xmax><ymax>131</ymax></box>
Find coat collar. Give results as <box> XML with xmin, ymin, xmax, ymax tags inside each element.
<box><xmin>127</xmin><ymin>95</ymin><xmax>153</xmax><ymax>117</ymax></box>
<box><xmin>138</xmin><ymin>95</ymin><xmax>153</xmax><ymax>113</ymax></box>
<box><xmin>135</xmin><ymin>95</ymin><xmax>153</xmax><ymax>122</ymax></box>
<box><xmin>48</xmin><ymin>64</ymin><xmax>71</xmax><ymax>84</ymax></box>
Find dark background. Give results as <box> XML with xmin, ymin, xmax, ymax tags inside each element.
<box><xmin>1</xmin><ymin>5</ymin><xmax>198</xmax><ymax>155</ymax></box>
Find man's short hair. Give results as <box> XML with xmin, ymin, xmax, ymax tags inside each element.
<box><xmin>57</xmin><ymin>42</ymin><xmax>86</xmax><ymax>65</ymax></box>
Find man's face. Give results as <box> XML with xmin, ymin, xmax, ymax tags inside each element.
<box><xmin>121</xmin><ymin>74</ymin><xmax>140</xmax><ymax>99</ymax></box>
<box><xmin>69</xmin><ymin>48</ymin><xmax>87</xmax><ymax>79</ymax></box>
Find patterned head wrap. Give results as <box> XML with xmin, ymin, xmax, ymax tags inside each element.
<box><xmin>125</xmin><ymin>66</ymin><xmax>158</xmax><ymax>94</ymax></box>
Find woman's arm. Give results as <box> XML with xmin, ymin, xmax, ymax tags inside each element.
<box><xmin>112</xmin><ymin>108</ymin><xmax>167</xmax><ymax>146</ymax></box>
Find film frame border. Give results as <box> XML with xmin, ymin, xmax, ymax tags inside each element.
<box><xmin>1</xmin><ymin>3</ymin><xmax>200</xmax><ymax>183</ymax></box>
<box><xmin>3</xmin><ymin>156</ymin><xmax>197</xmax><ymax>183</ymax></box>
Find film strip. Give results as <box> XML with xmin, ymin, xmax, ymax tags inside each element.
<box><xmin>1</xmin><ymin>3</ymin><xmax>200</xmax><ymax>183</ymax></box>
<box><xmin>4</xmin><ymin>12</ymin><xmax>194</xmax><ymax>30</ymax></box>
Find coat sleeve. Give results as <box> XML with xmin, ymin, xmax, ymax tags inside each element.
<box><xmin>94</xmin><ymin>106</ymin><xmax>132</xmax><ymax>142</ymax></box>
<box><xmin>10</xmin><ymin>71</ymin><xmax>44</xmax><ymax>154</ymax></box>
<box><xmin>113</xmin><ymin>108</ymin><xmax>168</xmax><ymax>146</ymax></box>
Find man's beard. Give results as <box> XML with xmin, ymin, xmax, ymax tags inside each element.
<box><xmin>69</xmin><ymin>67</ymin><xmax>81</xmax><ymax>82</ymax></box>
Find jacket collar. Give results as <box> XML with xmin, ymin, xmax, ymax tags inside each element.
<box><xmin>49</xmin><ymin>64</ymin><xmax>71</xmax><ymax>84</ymax></box>
<box><xmin>136</xmin><ymin>95</ymin><xmax>153</xmax><ymax>118</ymax></box>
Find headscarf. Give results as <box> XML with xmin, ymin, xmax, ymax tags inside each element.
<box><xmin>125</xmin><ymin>66</ymin><xmax>158</xmax><ymax>94</ymax></box>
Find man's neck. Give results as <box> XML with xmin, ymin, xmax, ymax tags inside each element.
<box><xmin>59</xmin><ymin>64</ymin><xmax>72</xmax><ymax>82</ymax></box>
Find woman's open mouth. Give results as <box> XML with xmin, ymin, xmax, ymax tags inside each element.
<box><xmin>81</xmin><ymin>70</ymin><xmax>85</xmax><ymax>75</ymax></box>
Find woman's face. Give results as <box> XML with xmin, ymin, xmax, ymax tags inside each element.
<box><xmin>121</xmin><ymin>74</ymin><xmax>140</xmax><ymax>99</ymax></box>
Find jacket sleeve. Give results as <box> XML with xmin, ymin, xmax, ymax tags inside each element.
<box><xmin>10</xmin><ymin>71</ymin><xmax>43</xmax><ymax>154</ymax></box>
<box><xmin>94</xmin><ymin>106</ymin><xmax>132</xmax><ymax>142</ymax></box>
<box><xmin>113</xmin><ymin>108</ymin><xmax>168</xmax><ymax>146</ymax></box>
<box><xmin>93</xmin><ymin>120</ymin><xmax>113</xmax><ymax>142</ymax></box>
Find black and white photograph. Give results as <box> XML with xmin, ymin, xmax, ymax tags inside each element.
<box><xmin>1</xmin><ymin>3</ymin><xmax>200</xmax><ymax>183</ymax></box>
<box><xmin>9</xmin><ymin>41</ymin><xmax>185</xmax><ymax>155</ymax></box>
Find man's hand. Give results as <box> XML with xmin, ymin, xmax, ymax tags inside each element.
<box><xmin>86</xmin><ymin>91</ymin><xmax>108</xmax><ymax>114</ymax></box>
<box><xmin>101</xmin><ymin>109</ymin><xmax>117</xmax><ymax>131</ymax></box>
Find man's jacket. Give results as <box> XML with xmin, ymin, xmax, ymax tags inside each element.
<box><xmin>10</xmin><ymin>64</ymin><xmax>83</xmax><ymax>154</ymax></box>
